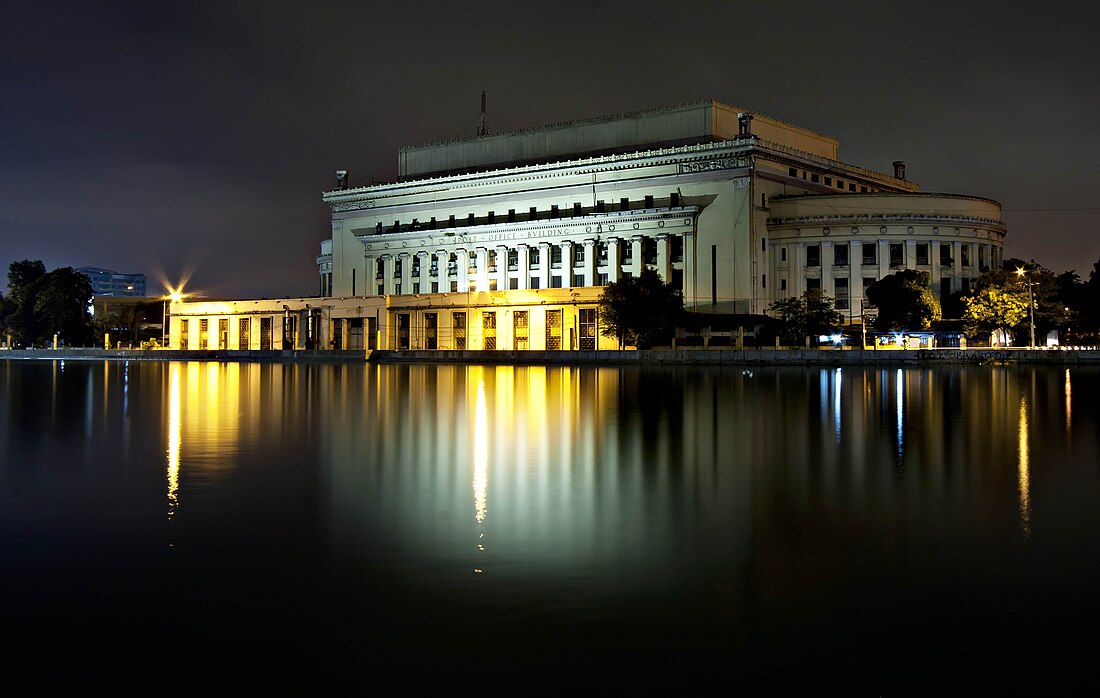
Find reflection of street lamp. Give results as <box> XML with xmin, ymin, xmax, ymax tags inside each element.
<box><xmin>1015</xmin><ymin>267</ymin><xmax>1036</xmax><ymax>348</ymax></box>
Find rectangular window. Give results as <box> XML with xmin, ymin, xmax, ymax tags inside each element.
<box><xmin>431</xmin><ymin>281</ymin><xmax>439</xmax><ymax>293</ymax></box>
<box><xmin>781</xmin><ymin>247</ymin><xmax>787</xmax><ymax>262</ymax></box>
<box><xmin>890</xmin><ymin>243</ymin><xmax>904</xmax><ymax>267</ymax></box>
<box><xmin>961</xmin><ymin>245</ymin><xmax>971</xmax><ymax>266</ymax></box>
<box><xmin>579</xmin><ymin>308</ymin><xmax>596</xmax><ymax>351</ymax></box>
<box><xmin>366</xmin><ymin>317</ymin><xmax>377</xmax><ymax>350</ymax></box>
<box><xmin>848</xmin><ymin>183</ymin><xmax>856</xmax><ymax>191</ymax></box>
<box><xmin>806</xmin><ymin>278</ymin><xmax>821</xmax><ymax>291</ymax></box>
<box><xmin>259</xmin><ymin>317</ymin><xmax>271</xmax><ymax>350</ymax></box>
<box><xmin>331</xmin><ymin>318</ymin><xmax>343</xmax><ymax>350</ymax></box>
<box><xmin>179</xmin><ymin>319</ymin><xmax>189</xmax><ymax>349</ymax></box>
<box><xmin>425</xmin><ymin>313</ymin><xmax>438</xmax><ymax>350</ymax></box>
<box><xmin>529</xmin><ymin>277</ymin><xmax>540</xmax><ymax>290</ymax></box>
<box><xmin>806</xmin><ymin>244</ymin><xmax>821</xmax><ymax>267</ymax></box>
<box><xmin>916</xmin><ymin>243</ymin><xmax>929</xmax><ymax>265</ymax></box>
<box><xmin>834</xmin><ymin>278</ymin><xmax>849</xmax><ymax>310</ymax></box>
<box><xmin>780</xmin><ymin>279</ymin><xmax>787</xmax><ymax>291</ymax></box>
<box><xmin>238</xmin><ymin>318</ymin><xmax>250</xmax><ymax>350</ymax></box>
<box><xmin>762</xmin><ymin>273</ymin><xmax>766</xmax><ymax>289</ymax></box>
<box><xmin>834</xmin><ymin>243</ymin><xmax>849</xmax><ymax>266</ymax></box>
<box><xmin>396</xmin><ymin>313</ymin><xmax>410</xmax><ymax>350</ymax></box>
<box><xmin>482</xmin><ymin>312</ymin><xmax>497</xmax><ymax>350</ymax></box>
<box><xmin>453</xmin><ymin>312</ymin><xmax>466</xmax><ymax>350</ymax></box>
<box><xmin>545</xmin><ymin>309</ymin><xmax>563</xmax><ymax>350</ymax></box>
<box><xmin>940</xmin><ymin>244</ymin><xmax>953</xmax><ymax>266</ymax></box>
<box><xmin>513</xmin><ymin>311</ymin><xmax>528</xmax><ymax>350</ymax></box>
<box><xmin>863</xmin><ymin>243</ymin><xmax>877</xmax><ymax>265</ymax></box>
<box><xmin>824</xmin><ymin>176</ymin><xmax>832</xmax><ymax>186</ymax></box>
<box><xmin>199</xmin><ymin>318</ymin><xmax>209</xmax><ymax>350</ymax></box>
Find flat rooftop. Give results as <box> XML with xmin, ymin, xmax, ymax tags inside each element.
<box><xmin>397</xmin><ymin>99</ymin><xmax>839</xmax><ymax>180</ymax></box>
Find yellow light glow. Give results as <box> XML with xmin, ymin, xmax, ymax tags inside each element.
<box><xmin>473</xmin><ymin>377</ymin><xmax>488</xmax><ymax>525</ymax></box>
<box><xmin>1065</xmin><ymin>368</ymin><xmax>1072</xmax><ymax>433</ymax></box>
<box><xmin>167</xmin><ymin>362</ymin><xmax>181</xmax><ymax>519</ymax></box>
<box><xmin>1018</xmin><ymin>395</ymin><xmax>1031</xmax><ymax>538</ymax></box>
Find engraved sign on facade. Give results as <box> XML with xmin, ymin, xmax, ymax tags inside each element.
<box><xmin>679</xmin><ymin>157</ymin><xmax>747</xmax><ymax>174</ymax></box>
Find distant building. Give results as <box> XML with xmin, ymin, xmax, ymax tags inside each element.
<box><xmin>77</xmin><ymin>267</ymin><xmax>147</xmax><ymax>297</ymax></box>
<box><xmin>169</xmin><ymin>99</ymin><xmax>1007</xmax><ymax>351</ymax></box>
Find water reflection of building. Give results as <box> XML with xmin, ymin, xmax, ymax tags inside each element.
<box><xmin>167</xmin><ymin>100</ymin><xmax>1005</xmax><ymax>351</ymax></box>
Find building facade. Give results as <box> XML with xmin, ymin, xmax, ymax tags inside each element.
<box><xmin>169</xmin><ymin>100</ymin><xmax>1006</xmax><ymax>350</ymax></box>
<box><xmin>77</xmin><ymin>266</ymin><xmax>148</xmax><ymax>297</ymax></box>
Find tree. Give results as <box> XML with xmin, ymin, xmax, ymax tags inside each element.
<box><xmin>3</xmin><ymin>260</ymin><xmax>47</xmax><ymax>346</ymax></box>
<box><xmin>34</xmin><ymin>267</ymin><xmax>95</xmax><ymax>347</ymax></box>
<box><xmin>1</xmin><ymin>261</ymin><xmax>94</xmax><ymax>347</ymax></box>
<box><xmin>598</xmin><ymin>268</ymin><xmax>682</xmax><ymax>349</ymax></box>
<box><xmin>961</xmin><ymin>286</ymin><xmax>1029</xmax><ymax>341</ymax></box>
<box><xmin>767</xmin><ymin>290</ymin><xmax>842</xmax><ymax>345</ymax></box>
<box><xmin>865</xmin><ymin>270</ymin><xmax>941</xmax><ymax>330</ymax></box>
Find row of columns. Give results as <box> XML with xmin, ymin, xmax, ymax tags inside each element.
<box><xmin>784</xmin><ymin>238</ymin><xmax>1000</xmax><ymax>316</ymax></box>
<box><xmin>364</xmin><ymin>233</ymin><xmax>690</xmax><ymax>295</ymax></box>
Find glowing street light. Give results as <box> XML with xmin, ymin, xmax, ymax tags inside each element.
<box><xmin>1015</xmin><ymin>267</ymin><xmax>1036</xmax><ymax>349</ymax></box>
<box><xmin>162</xmin><ymin>286</ymin><xmax>185</xmax><ymax>348</ymax></box>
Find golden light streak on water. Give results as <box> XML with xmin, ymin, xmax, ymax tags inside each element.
<box><xmin>473</xmin><ymin>377</ymin><xmax>488</xmax><ymax>526</ymax></box>
<box><xmin>1065</xmin><ymin>368</ymin><xmax>1072</xmax><ymax>433</ymax></box>
<box><xmin>167</xmin><ymin>362</ymin><xmax>181</xmax><ymax>519</ymax></box>
<box><xmin>1018</xmin><ymin>395</ymin><xmax>1031</xmax><ymax>539</ymax></box>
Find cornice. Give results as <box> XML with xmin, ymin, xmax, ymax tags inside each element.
<box><xmin>767</xmin><ymin>212</ymin><xmax>1007</xmax><ymax>233</ymax></box>
<box><xmin>354</xmin><ymin>207</ymin><xmax>700</xmax><ymax>253</ymax></box>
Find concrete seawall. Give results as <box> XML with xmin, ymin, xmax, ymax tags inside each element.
<box><xmin>367</xmin><ymin>348</ymin><xmax>1100</xmax><ymax>365</ymax></box>
<box><xmin>5</xmin><ymin>347</ymin><xmax>1100</xmax><ymax>365</ymax></box>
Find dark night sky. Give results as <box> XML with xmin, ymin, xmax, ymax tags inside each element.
<box><xmin>3</xmin><ymin>1</ymin><xmax>1098</xmax><ymax>298</ymax></box>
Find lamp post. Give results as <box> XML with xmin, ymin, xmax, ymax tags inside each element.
<box><xmin>1015</xmin><ymin>267</ymin><xmax>1036</xmax><ymax>348</ymax></box>
<box><xmin>162</xmin><ymin>291</ymin><xmax>182</xmax><ymax>348</ymax></box>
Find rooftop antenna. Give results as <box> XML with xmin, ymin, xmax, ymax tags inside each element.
<box><xmin>477</xmin><ymin>91</ymin><xmax>487</xmax><ymax>138</ymax></box>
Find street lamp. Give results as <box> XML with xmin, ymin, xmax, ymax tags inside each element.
<box><xmin>163</xmin><ymin>290</ymin><xmax>182</xmax><ymax>348</ymax></box>
<box><xmin>1015</xmin><ymin>267</ymin><xmax>1036</xmax><ymax>348</ymax></box>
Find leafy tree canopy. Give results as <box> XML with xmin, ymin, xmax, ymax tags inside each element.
<box><xmin>767</xmin><ymin>290</ymin><xmax>842</xmax><ymax>345</ymax></box>
<box><xmin>865</xmin><ymin>270</ymin><xmax>941</xmax><ymax>330</ymax></box>
<box><xmin>962</xmin><ymin>286</ymin><xmax>1029</xmax><ymax>339</ymax></box>
<box><xmin>598</xmin><ymin>268</ymin><xmax>682</xmax><ymax>349</ymax></box>
<box><xmin>2</xmin><ymin>260</ymin><xmax>94</xmax><ymax>347</ymax></box>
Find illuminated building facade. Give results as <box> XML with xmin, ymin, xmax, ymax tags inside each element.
<box><xmin>169</xmin><ymin>100</ymin><xmax>1006</xmax><ymax>350</ymax></box>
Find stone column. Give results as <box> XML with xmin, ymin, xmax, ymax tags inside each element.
<box><xmin>905</xmin><ymin>240</ymin><xmax>917</xmax><ymax>271</ymax></box>
<box><xmin>821</xmin><ymin>240</ymin><xmax>834</xmax><ymax>298</ymax></box>
<box><xmin>457</xmin><ymin>248</ymin><xmax>470</xmax><ymax>292</ymax></box>
<box><xmin>496</xmin><ymin>244</ymin><xmax>509</xmax><ymax>290</ymax></box>
<box><xmin>583</xmin><ymin>239</ymin><xmax>597</xmax><ymax>287</ymax></box>
<box><xmin>363</xmin><ymin>253</ymin><xmax>374</xmax><ymax>297</ymax></box>
<box><xmin>878</xmin><ymin>240</ymin><xmax>890</xmax><ymax>279</ymax></box>
<box><xmin>952</xmin><ymin>240</ymin><xmax>964</xmax><ymax>284</ymax></box>
<box><xmin>607</xmin><ymin>237</ymin><xmax>621</xmax><ymax>283</ymax></box>
<box><xmin>655</xmin><ymin>234</ymin><xmax>671</xmax><ymax>283</ymax></box>
<box><xmin>473</xmin><ymin>247</ymin><xmax>488</xmax><ymax>292</ymax></box>
<box><xmin>930</xmin><ymin>240</ymin><xmax>942</xmax><ymax>288</ymax></box>
<box><xmin>417</xmin><ymin>252</ymin><xmax>430</xmax><ymax>293</ymax></box>
<box><xmin>791</xmin><ymin>243</ymin><xmax>805</xmax><ymax>297</ymax></box>
<box><xmin>561</xmin><ymin>241</ymin><xmax>574</xmax><ymax>287</ymax></box>
<box><xmin>682</xmin><ymin>232</ymin><xmax>696</xmax><ymax>309</ymax></box>
<box><xmin>381</xmin><ymin>254</ymin><xmax>394</xmax><ymax>295</ymax></box>
<box><xmin>398</xmin><ymin>252</ymin><xmax>411</xmax><ymax>295</ymax></box>
<box><xmin>517</xmin><ymin>244</ymin><xmax>530</xmax><ymax>290</ymax></box>
<box><xmin>631</xmin><ymin>236</ymin><xmax>644</xmax><ymax>278</ymax></box>
<box><xmin>537</xmin><ymin>242</ymin><xmax>551</xmax><ymax>289</ymax></box>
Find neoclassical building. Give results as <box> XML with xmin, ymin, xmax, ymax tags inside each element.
<box><xmin>168</xmin><ymin>100</ymin><xmax>1005</xmax><ymax>351</ymax></box>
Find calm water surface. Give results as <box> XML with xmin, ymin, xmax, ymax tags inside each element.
<box><xmin>2</xmin><ymin>359</ymin><xmax>1099</xmax><ymax>692</ymax></box>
